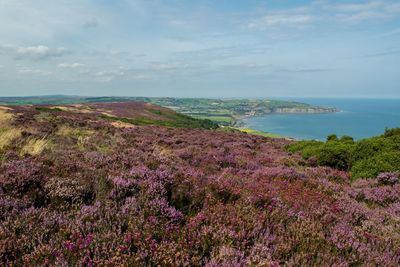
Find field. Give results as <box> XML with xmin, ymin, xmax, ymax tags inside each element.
<box><xmin>0</xmin><ymin>102</ymin><xmax>399</xmax><ymax>266</ymax></box>
<box><xmin>238</xmin><ymin>128</ymin><xmax>285</xmax><ymax>138</ymax></box>
<box><xmin>0</xmin><ymin>96</ymin><xmax>337</xmax><ymax>126</ymax></box>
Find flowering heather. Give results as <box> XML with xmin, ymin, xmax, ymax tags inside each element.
<box><xmin>0</xmin><ymin>103</ymin><xmax>399</xmax><ymax>266</ymax></box>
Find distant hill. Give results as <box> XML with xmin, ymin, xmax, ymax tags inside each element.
<box><xmin>0</xmin><ymin>95</ymin><xmax>338</xmax><ymax>126</ymax></box>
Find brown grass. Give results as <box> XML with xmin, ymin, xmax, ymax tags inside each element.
<box><xmin>0</xmin><ymin>107</ymin><xmax>14</xmax><ymax>126</ymax></box>
<box><xmin>54</xmin><ymin>105</ymin><xmax>95</xmax><ymax>114</ymax></box>
<box><xmin>0</xmin><ymin>128</ymin><xmax>22</xmax><ymax>150</ymax></box>
<box><xmin>0</xmin><ymin>107</ymin><xmax>22</xmax><ymax>150</ymax></box>
<box><xmin>110</xmin><ymin>121</ymin><xmax>135</xmax><ymax>128</ymax></box>
<box><xmin>20</xmin><ymin>138</ymin><xmax>48</xmax><ymax>156</ymax></box>
<box><xmin>56</xmin><ymin>126</ymin><xmax>94</xmax><ymax>137</ymax></box>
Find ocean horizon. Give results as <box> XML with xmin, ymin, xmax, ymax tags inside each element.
<box><xmin>242</xmin><ymin>98</ymin><xmax>400</xmax><ymax>141</ymax></box>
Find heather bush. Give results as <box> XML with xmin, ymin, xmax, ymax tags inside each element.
<box><xmin>45</xmin><ymin>176</ymin><xmax>91</xmax><ymax>206</ymax></box>
<box><xmin>377</xmin><ymin>172</ymin><xmax>399</xmax><ymax>185</ymax></box>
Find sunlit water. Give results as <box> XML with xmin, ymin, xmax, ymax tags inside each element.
<box><xmin>242</xmin><ymin>98</ymin><xmax>400</xmax><ymax>140</ymax></box>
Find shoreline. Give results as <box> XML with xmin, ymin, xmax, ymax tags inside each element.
<box><xmin>232</xmin><ymin>107</ymin><xmax>339</xmax><ymax>126</ymax></box>
<box><xmin>232</xmin><ymin>107</ymin><xmax>339</xmax><ymax>140</ymax></box>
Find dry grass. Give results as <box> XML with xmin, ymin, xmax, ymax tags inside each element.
<box><xmin>0</xmin><ymin>107</ymin><xmax>22</xmax><ymax>150</ymax></box>
<box><xmin>0</xmin><ymin>128</ymin><xmax>22</xmax><ymax>150</ymax></box>
<box><xmin>0</xmin><ymin>107</ymin><xmax>14</xmax><ymax>127</ymax></box>
<box><xmin>54</xmin><ymin>105</ymin><xmax>94</xmax><ymax>114</ymax></box>
<box><xmin>56</xmin><ymin>126</ymin><xmax>95</xmax><ymax>150</ymax></box>
<box><xmin>20</xmin><ymin>138</ymin><xmax>48</xmax><ymax>156</ymax></box>
<box><xmin>110</xmin><ymin>121</ymin><xmax>135</xmax><ymax>128</ymax></box>
<box><xmin>56</xmin><ymin>126</ymin><xmax>94</xmax><ymax>137</ymax></box>
<box><xmin>152</xmin><ymin>144</ymin><xmax>173</xmax><ymax>158</ymax></box>
<box><xmin>56</xmin><ymin>125</ymin><xmax>75</xmax><ymax>136</ymax></box>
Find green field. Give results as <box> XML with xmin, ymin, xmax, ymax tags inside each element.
<box><xmin>238</xmin><ymin>128</ymin><xmax>285</xmax><ymax>138</ymax></box>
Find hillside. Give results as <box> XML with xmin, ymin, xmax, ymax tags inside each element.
<box><xmin>0</xmin><ymin>96</ymin><xmax>338</xmax><ymax>126</ymax></box>
<box><xmin>0</xmin><ymin>103</ymin><xmax>399</xmax><ymax>266</ymax></box>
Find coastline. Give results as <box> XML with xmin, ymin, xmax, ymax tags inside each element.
<box><xmin>232</xmin><ymin>107</ymin><xmax>339</xmax><ymax>140</ymax></box>
<box><xmin>232</xmin><ymin>106</ymin><xmax>339</xmax><ymax>126</ymax></box>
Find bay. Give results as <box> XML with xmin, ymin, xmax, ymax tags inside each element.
<box><xmin>242</xmin><ymin>98</ymin><xmax>400</xmax><ymax>140</ymax></box>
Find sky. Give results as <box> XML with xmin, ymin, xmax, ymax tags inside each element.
<box><xmin>0</xmin><ymin>0</ymin><xmax>399</xmax><ymax>98</ymax></box>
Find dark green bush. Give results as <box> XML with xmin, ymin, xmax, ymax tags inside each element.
<box><xmin>351</xmin><ymin>151</ymin><xmax>400</xmax><ymax>179</ymax></box>
<box><xmin>287</xmin><ymin>128</ymin><xmax>400</xmax><ymax>180</ymax></box>
<box><xmin>327</xmin><ymin>134</ymin><xmax>338</xmax><ymax>142</ymax></box>
<box><xmin>340</xmin><ymin>135</ymin><xmax>354</xmax><ymax>143</ymax></box>
<box><xmin>384</xmin><ymin>127</ymin><xmax>400</xmax><ymax>137</ymax></box>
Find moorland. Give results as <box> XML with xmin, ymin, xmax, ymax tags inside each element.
<box><xmin>0</xmin><ymin>101</ymin><xmax>399</xmax><ymax>266</ymax></box>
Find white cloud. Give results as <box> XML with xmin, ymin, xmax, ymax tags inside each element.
<box><xmin>332</xmin><ymin>0</ymin><xmax>400</xmax><ymax>23</ymax></box>
<box><xmin>16</xmin><ymin>45</ymin><xmax>70</xmax><ymax>60</ymax></box>
<box><xmin>96</xmin><ymin>70</ymin><xmax>124</xmax><ymax>76</ymax></box>
<box><xmin>18</xmin><ymin>67</ymin><xmax>52</xmax><ymax>76</ymax></box>
<box><xmin>150</xmin><ymin>62</ymin><xmax>191</xmax><ymax>71</ymax></box>
<box><xmin>335</xmin><ymin>1</ymin><xmax>384</xmax><ymax>12</ymax></box>
<box><xmin>95</xmin><ymin>70</ymin><xmax>125</xmax><ymax>82</ymax></box>
<box><xmin>58</xmin><ymin>62</ymin><xmax>85</xmax><ymax>69</ymax></box>
<box><xmin>247</xmin><ymin>1</ymin><xmax>400</xmax><ymax>29</ymax></box>
<box><xmin>337</xmin><ymin>11</ymin><xmax>390</xmax><ymax>23</ymax></box>
<box><xmin>248</xmin><ymin>14</ymin><xmax>314</xmax><ymax>29</ymax></box>
<box><xmin>0</xmin><ymin>44</ymin><xmax>71</xmax><ymax>61</ymax></box>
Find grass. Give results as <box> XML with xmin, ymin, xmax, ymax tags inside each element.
<box><xmin>100</xmin><ymin>113</ymin><xmax>219</xmax><ymax>130</ymax></box>
<box><xmin>0</xmin><ymin>108</ymin><xmax>22</xmax><ymax>151</ymax></box>
<box><xmin>0</xmin><ymin>107</ymin><xmax>14</xmax><ymax>126</ymax></box>
<box><xmin>191</xmin><ymin>115</ymin><xmax>234</xmax><ymax>124</ymax></box>
<box><xmin>20</xmin><ymin>137</ymin><xmax>49</xmax><ymax>156</ymax></box>
<box><xmin>56</xmin><ymin>126</ymin><xmax>96</xmax><ymax>151</ymax></box>
<box><xmin>0</xmin><ymin>127</ymin><xmax>22</xmax><ymax>150</ymax></box>
<box><xmin>239</xmin><ymin>128</ymin><xmax>284</xmax><ymax>138</ymax></box>
<box><xmin>56</xmin><ymin>126</ymin><xmax>94</xmax><ymax>137</ymax></box>
<box><xmin>35</xmin><ymin>107</ymin><xmax>63</xmax><ymax>112</ymax></box>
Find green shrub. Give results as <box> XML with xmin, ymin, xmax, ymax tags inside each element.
<box><xmin>351</xmin><ymin>151</ymin><xmax>400</xmax><ymax>179</ymax></box>
<box><xmin>316</xmin><ymin>142</ymin><xmax>353</xmax><ymax>171</ymax></box>
<box><xmin>286</xmin><ymin>128</ymin><xmax>400</xmax><ymax>180</ymax></box>
<box><xmin>384</xmin><ymin>127</ymin><xmax>400</xmax><ymax>137</ymax></box>
<box><xmin>327</xmin><ymin>134</ymin><xmax>338</xmax><ymax>142</ymax></box>
<box><xmin>340</xmin><ymin>135</ymin><xmax>354</xmax><ymax>143</ymax></box>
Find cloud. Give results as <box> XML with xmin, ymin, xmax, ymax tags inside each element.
<box><xmin>18</xmin><ymin>67</ymin><xmax>52</xmax><ymax>76</ymax></box>
<box><xmin>0</xmin><ymin>44</ymin><xmax>72</xmax><ymax>61</ymax></box>
<box><xmin>16</xmin><ymin>45</ymin><xmax>71</xmax><ymax>60</ymax></box>
<box><xmin>336</xmin><ymin>11</ymin><xmax>389</xmax><ymax>23</ymax></box>
<box><xmin>275</xmin><ymin>68</ymin><xmax>332</xmax><ymax>73</ymax></box>
<box><xmin>334</xmin><ymin>1</ymin><xmax>384</xmax><ymax>12</ymax></box>
<box><xmin>95</xmin><ymin>70</ymin><xmax>125</xmax><ymax>82</ymax></box>
<box><xmin>150</xmin><ymin>62</ymin><xmax>191</xmax><ymax>71</ymax></box>
<box><xmin>58</xmin><ymin>63</ymin><xmax>85</xmax><ymax>69</ymax></box>
<box><xmin>247</xmin><ymin>1</ymin><xmax>400</xmax><ymax>30</ymax></box>
<box><xmin>248</xmin><ymin>14</ymin><xmax>314</xmax><ymax>29</ymax></box>
<box><xmin>332</xmin><ymin>0</ymin><xmax>400</xmax><ymax>23</ymax></box>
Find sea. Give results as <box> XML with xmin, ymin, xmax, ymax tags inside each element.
<box><xmin>242</xmin><ymin>98</ymin><xmax>400</xmax><ymax>140</ymax></box>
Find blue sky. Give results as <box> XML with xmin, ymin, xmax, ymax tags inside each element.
<box><xmin>0</xmin><ymin>0</ymin><xmax>399</xmax><ymax>97</ymax></box>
